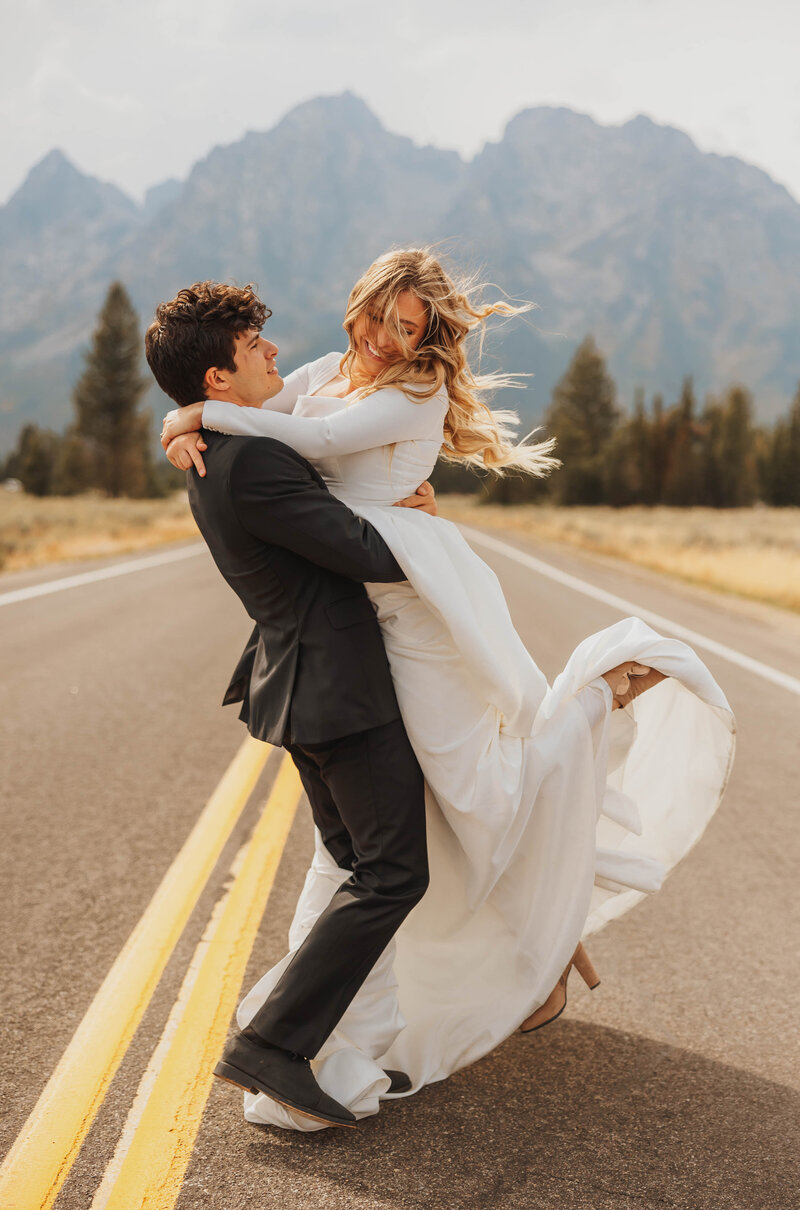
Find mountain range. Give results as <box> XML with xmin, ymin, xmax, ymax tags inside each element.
<box><xmin>1</xmin><ymin>91</ymin><xmax>799</xmax><ymax>449</ymax></box>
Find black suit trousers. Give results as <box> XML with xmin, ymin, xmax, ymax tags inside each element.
<box><xmin>247</xmin><ymin>719</ymin><xmax>428</xmax><ymax>1058</ymax></box>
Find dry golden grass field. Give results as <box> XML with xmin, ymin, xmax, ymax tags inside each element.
<box><xmin>439</xmin><ymin>497</ymin><xmax>800</xmax><ymax>614</ymax></box>
<box><xmin>0</xmin><ymin>492</ymin><xmax>198</xmax><ymax>572</ymax></box>
<box><xmin>2</xmin><ymin>490</ymin><xmax>798</xmax><ymax>613</ymax></box>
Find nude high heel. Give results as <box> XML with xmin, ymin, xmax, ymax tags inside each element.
<box><xmin>519</xmin><ymin>943</ymin><xmax>600</xmax><ymax>1033</ymax></box>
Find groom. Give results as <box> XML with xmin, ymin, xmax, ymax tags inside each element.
<box><xmin>146</xmin><ymin>281</ymin><xmax>433</xmax><ymax>1128</ymax></box>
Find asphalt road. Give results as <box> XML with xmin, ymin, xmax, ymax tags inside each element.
<box><xmin>1</xmin><ymin>526</ymin><xmax>798</xmax><ymax>1210</ymax></box>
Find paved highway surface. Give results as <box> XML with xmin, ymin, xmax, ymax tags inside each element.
<box><xmin>1</xmin><ymin>525</ymin><xmax>798</xmax><ymax>1210</ymax></box>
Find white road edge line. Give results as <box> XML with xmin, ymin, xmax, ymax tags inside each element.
<box><xmin>0</xmin><ymin>543</ymin><xmax>206</xmax><ymax>608</ymax></box>
<box><xmin>460</xmin><ymin>524</ymin><xmax>800</xmax><ymax>698</ymax></box>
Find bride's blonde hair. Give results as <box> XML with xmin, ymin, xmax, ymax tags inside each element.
<box><xmin>340</xmin><ymin>248</ymin><xmax>559</xmax><ymax>477</ymax></box>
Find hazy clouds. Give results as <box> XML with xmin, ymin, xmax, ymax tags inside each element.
<box><xmin>3</xmin><ymin>0</ymin><xmax>799</xmax><ymax>202</ymax></box>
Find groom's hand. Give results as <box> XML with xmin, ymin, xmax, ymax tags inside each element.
<box><xmin>393</xmin><ymin>481</ymin><xmax>437</xmax><ymax>516</ymax></box>
<box><xmin>166</xmin><ymin>432</ymin><xmax>208</xmax><ymax>475</ymax></box>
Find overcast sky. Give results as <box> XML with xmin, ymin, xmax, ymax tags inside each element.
<box><xmin>3</xmin><ymin>0</ymin><xmax>799</xmax><ymax>204</ymax></box>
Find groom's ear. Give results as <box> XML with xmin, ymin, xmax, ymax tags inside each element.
<box><xmin>203</xmin><ymin>365</ymin><xmax>232</xmax><ymax>396</ymax></box>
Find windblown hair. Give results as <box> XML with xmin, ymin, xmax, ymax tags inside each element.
<box><xmin>341</xmin><ymin>249</ymin><xmax>559</xmax><ymax>477</ymax></box>
<box><xmin>144</xmin><ymin>281</ymin><xmax>270</xmax><ymax>407</ymax></box>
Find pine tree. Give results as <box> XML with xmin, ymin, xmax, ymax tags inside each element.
<box><xmin>602</xmin><ymin>389</ymin><xmax>650</xmax><ymax>507</ymax></box>
<box><xmin>546</xmin><ymin>337</ymin><xmax>619</xmax><ymax>505</ymax></box>
<box><xmin>72</xmin><ymin>282</ymin><xmax>151</xmax><ymax>497</ymax></box>
<box><xmin>762</xmin><ymin>384</ymin><xmax>800</xmax><ymax>506</ymax></box>
<box><xmin>629</xmin><ymin>388</ymin><xmax>656</xmax><ymax>505</ymax></box>
<box><xmin>5</xmin><ymin>424</ymin><xmax>59</xmax><ymax>495</ymax></box>
<box><xmin>717</xmin><ymin>385</ymin><xmax>758</xmax><ymax>506</ymax></box>
<box><xmin>664</xmin><ymin>379</ymin><xmax>704</xmax><ymax>506</ymax></box>
<box><xmin>51</xmin><ymin>430</ymin><xmax>96</xmax><ymax>496</ymax></box>
<box><xmin>649</xmin><ymin>394</ymin><xmax>670</xmax><ymax>503</ymax></box>
<box><xmin>699</xmin><ymin>396</ymin><xmax>725</xmax><ymax>507</ymax></box>
<box><xmin>787</xmin><ymin>385</ymin><xmax>800</xmax><ymax>503</ymax></box>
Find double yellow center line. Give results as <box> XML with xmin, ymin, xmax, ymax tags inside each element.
<box><xmin>0</xmin><ymin>738</ymin><xmax>302</xmax><ymax>1210</ymax></box>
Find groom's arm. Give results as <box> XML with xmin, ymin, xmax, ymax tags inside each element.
<box><xmin>230</xmin><ymin>439</ymin><xmax>406</xmax><ymax>583</ymax></box>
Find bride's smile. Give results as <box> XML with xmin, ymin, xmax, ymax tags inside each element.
<box><xmin>351</xmin><ymin>289</ymin><xmax>428</xmax><ymax>381</ymax></box>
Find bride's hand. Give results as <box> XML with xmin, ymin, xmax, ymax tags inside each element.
<box><xmin>165</xmin><ymin>432</ymin><xmax>208</xmax><ymax>475</ymax></box>
<box><xmin>160</xmin><ymin>401</ymin><xmax>204</xmax><ymax>450</ymax></box>
<box><xmin>603</xmin><ymin>662</ymin><xmax>667</xmax><ymax>709</ymax></box>
<box><xmin>393</xmin><ymin>481</ymin><xmax>438</xmax><ymax>516</ymax></box>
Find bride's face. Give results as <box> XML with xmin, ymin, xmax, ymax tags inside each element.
<box><xmin>351</xmin><ymin>290</ymin><xmax>427</xmax><ymax>381</ymax></box>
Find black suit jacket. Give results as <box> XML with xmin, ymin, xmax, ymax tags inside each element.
<box><xmin>187</xmin><ymin>430</ymin><xmax>406</xmax><ymax>746</ymax></box>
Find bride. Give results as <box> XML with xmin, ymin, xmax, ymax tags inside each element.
<box><xmin>162</xmin><ymin>248</ymin><xmax>735</xmax><ymax>1131</ymax></box>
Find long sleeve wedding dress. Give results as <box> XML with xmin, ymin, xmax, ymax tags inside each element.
<box><xmin>201</xmin><ymin>352</ymin><xmax>735</xmax><ymax>1130</ymax></box>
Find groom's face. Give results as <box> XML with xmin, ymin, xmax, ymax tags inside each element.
<box><xmin>206</xmin><ymin>328</ymin><xmax>283</xmax><ymax>406</ymax></box>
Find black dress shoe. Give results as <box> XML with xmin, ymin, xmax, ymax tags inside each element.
<box><xmin>383</xmin><ymin>1069</ymin><xmax>412</xmax><ymax>1094</ymax></box>
<box><xmin>214</xmin><ymin>1028</ymin><xmax>357</xmax><ymax>1128</ymax></box>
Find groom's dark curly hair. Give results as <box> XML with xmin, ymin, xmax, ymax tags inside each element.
<box><xmin>145</xmin><ymin>281</ymin><xmax>271</xmax><ymax>406</ymax></box>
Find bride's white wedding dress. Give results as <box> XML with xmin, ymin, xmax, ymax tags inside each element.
<box><xmin>202</xmin><ymin>352</ymin><xmax>735</xmax><ymax>1131</ymax></box>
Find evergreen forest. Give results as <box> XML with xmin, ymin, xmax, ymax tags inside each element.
<box><xmin>3</xmin><ymin>288</ymin><xmax>799</xmax><ymax>509</ymax></box>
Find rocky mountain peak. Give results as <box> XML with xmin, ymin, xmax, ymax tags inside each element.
<box><xmin>502</xmin><ymin>105</ymin><xmax>600</xmax><ymax>145</ymax></box>
<box><xmin>22</xmin><ymin>148</ymin><xmax>76</xmax><ymax>186</ymax></box>
<box><xmin>619</xmin><ymin>113</ymin><xmax>697</xmax><ymax>162</ymax></box>
<box><xmin>2</xmin><ymin>148</ymin><xmax>138</xmax><ymax>233</ymax></box>
<box><xmin>274</xmin><ymin>90</ymin><xmax>384</xmax><ymax>137</ymax></box>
